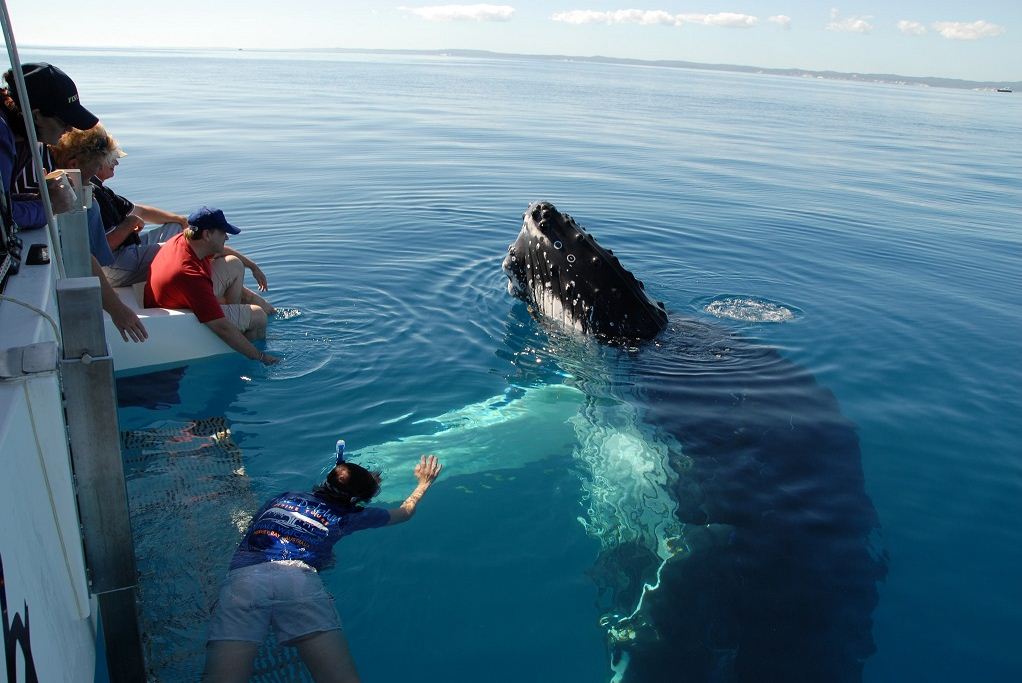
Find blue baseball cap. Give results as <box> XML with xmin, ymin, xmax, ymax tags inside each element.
<box><xmin>188</xmin><ymin>206</ymin><xmax>241</xmax><ymax>235</ymax></box>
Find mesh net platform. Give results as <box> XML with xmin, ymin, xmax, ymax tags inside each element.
<box><xmin>121</xmin><ymin>417</ymin><xmax>311</xmax><ymax>682</ymax></box>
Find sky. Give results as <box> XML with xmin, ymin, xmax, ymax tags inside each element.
<box><xmin>6</xmin><ymin>1</ymin><xmax>1019</xmax><ymax>82</ymax></box>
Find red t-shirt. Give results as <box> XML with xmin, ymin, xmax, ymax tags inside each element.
<box><xmin>144</xmin><ymin>233</ymin><xmax>225</xmax><ymax>323</ymax></box>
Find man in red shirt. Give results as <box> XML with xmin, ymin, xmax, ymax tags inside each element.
<box><xmin>145</xmin><ymin>207</ymin><xmax>279</xmax><ymax>364</ymax></box>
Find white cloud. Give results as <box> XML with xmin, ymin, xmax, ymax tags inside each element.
<box><xmin>550</xmin><ymin>9</ymin><xmax>758</xmax><ymax>29</ymax></box>
<box><xmin>679</xmin><ymin>13</ymin><xmax>758</xmax><ymax>28</ymax></box>
<box><xmin>897</xmin><ymin>20</ymin><xmax>927</xmax><ymax>36</ymax></box>
<box><xmin>550</xmin><ymin>10</ymin><xmax>677</xmax><ymax>26</ymax></box>
<box><xmin>768</xmin><ymin>15</ymin><xmax>792</xmax><ymax>30</ymax></box>
<box><xmin>931</xmin><ymin>20</ymin><xmax>1005</xmax><ymax>40</ymax></box>
<box><xmin>826</xmin><ymin>8</ymin><xmax>873</xmax><ymax>34</ymax></box>
<box><xmin>399</xmin><ymin>4</ymin><xmax>515</xmax><ymax>22</ymax></box>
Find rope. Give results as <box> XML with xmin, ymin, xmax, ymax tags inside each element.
<box><xmin>0</xmin><ymin>292</ymin><xmax>61</xmax><ymax>343</ymax></box>
<box><xmin>22</xmin><ymin>381</ymin><xmax>89</xmax><ymax>618</ymax></box>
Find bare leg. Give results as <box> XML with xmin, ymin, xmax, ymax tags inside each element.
<box><xmin>214</xmin><ymin>255</ymin><xmax>246</xmax><ymax>304</ymax></box>
<box><xmin>202</xmin><ymin>640</ymin><xmax>259</xmax><ymax>683</ymax></box>
<box><xmin>242</xmin><ymin>286</ymin><xmax>276</xmax><ymax>315</ymax></box>
<box><xmin>244</xmin><ymin>306</ymin><xmax>268</xmax><ymax>341</ymax></box>
<box><xmin>294</xmin><ymin>629</ymin><xmax>361</xmax><ymax>683</ymax></box>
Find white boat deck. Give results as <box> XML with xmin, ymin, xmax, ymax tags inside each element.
<box><xmin>104</xmin><ymin>284</ymin><xmax>232</xmax><ymax>375</ymax></box>
<box><xmin>0</xmin><ymin>228</ymin><xmax>97</xmax><ymax>682</ymax></box>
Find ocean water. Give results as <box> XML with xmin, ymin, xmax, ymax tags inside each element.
<box><xmin>24</xmin><ymin>47</ymin><xmax>1022</xmax><ymax>681</ymax></box>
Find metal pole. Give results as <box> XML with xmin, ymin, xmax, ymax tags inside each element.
<box><xmin>56</xmin><ymin>277</ymin><xmax>146</xmax><ymax>681</ymax></box>
<box><xmin>0</xmin><ymin>0</ymin><xmax>66</xmax><ymax>277</ymax></box>
<box><xmin>55</xmin><ymin>169</ymin><xmax>91</xmax><ymax>278</ymax></box>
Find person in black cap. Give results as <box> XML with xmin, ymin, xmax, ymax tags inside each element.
<box><xmin>144</xmin><ymin>206</ymin><xmax>278</xmax><ymax>363</ymax></box>
<box><xmin>1</xmin><ymin>62</ymin><xmax>98</xmax><ymax>227</ymax></box>
<box><xmin>1</xmin><ymin>62</ymin><xmax>148</xmax><ymax>343</ymax></box>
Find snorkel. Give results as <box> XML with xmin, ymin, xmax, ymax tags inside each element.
<box><xmin>316</xmin><ymin>438</ymin><xmax>381</xmax><ymax>506</ymax></box>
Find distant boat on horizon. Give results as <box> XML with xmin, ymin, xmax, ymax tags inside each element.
<box><xmin>996</xmin><ymin>87</ymin><xmax>1012</xmax><ymax>93</ymax></box>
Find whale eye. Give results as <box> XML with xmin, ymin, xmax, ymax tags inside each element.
<box><xmin>553</xmin><ymin>241</ymin><xmax>562</xmax><ymax>250</ymax></box>
<box><xmin>567</xmin><ymin>254</ymin><xmax>576</xmax><ymax>263</ymax></box>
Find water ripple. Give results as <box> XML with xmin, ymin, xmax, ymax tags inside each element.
<box><xmin>702</xmin><ymin>296</ymin><xmax>799</xmax><ymax>323</ymax></box>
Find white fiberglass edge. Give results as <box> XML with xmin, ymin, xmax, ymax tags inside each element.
<box><xmin>105</xmin><ymin>286</ymin><xmax>233</xmax><ymax>374</ymax></box>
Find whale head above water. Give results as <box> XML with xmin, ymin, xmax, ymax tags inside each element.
<box><xmin>503</xmin><ymin>201</ymin><xmax>668</xmax><ymax>340</ymax></box>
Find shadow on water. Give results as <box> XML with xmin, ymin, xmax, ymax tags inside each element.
<box><xmin>116</xmin><ymin>366</ymin><xmax>187</xmax><ymax>410</ymax></box>
<box><xmin>115</xmin><ymin>355</ymin><xmax>258</xmax><ymax>426</ymax></box>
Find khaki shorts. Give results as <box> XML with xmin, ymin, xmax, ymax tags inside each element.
<box><xmin>220</xmin><ymin>304</ymin><xmax>253</xmax><ymax>332</ymax></box>
<box><xmin>210</xmin><ymin>257</ymin><xmax>253</xmax><ymax>332</ymax></box>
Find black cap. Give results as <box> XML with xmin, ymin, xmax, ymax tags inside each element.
<box><xmin>20</xmin><ymin>63</ymin><xmax>98</xmax><ymax>130</ymax></box>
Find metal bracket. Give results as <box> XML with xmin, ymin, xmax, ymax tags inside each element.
<box><xmin>0</xmin><ymin>341</ymin><xmax>58</xmax><ymax>378</ymax></box>
<box><xmin>60</xmin><ymin>352</ymin><xmax>114</xmax><ymax>366</ymax></box>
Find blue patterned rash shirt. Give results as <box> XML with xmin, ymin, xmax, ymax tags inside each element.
<box><xmin>229</xmin><ymin>491</ymin><xmax>391</xmax><ymax>571</ymax></box>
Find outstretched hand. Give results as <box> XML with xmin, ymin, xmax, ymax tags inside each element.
<box><xmin>111</xmin><ymin>304</ymin><xmax>148</xmax><ymax>343</ymax></box>
<box><xmin>389</xmin><ymin>454</ymin><xmax>443</xmax><ymax>526</ymax></box>
<box><xmin>414</xmin><ymin>454</ymin><xmax>442</xmax><ymax>485</ymax></box>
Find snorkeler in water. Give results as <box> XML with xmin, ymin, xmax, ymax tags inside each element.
<box><xmin>202</xmin><ymin>441</ymin><xmax>442</xmax><ymax>682</ymax></box>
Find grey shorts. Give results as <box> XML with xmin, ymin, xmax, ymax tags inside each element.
<box><xmin>102</xmin><ymin>243</ymin><xmax>160</xmax><ymax>287</ymax></box>
<box><xmin>207</xmin><ymin>561</ymin><xmax>342</xmax><ymax>645</ymax></box>
<box><xmin>102</xmin><ymin>222</ymin><xmax>184</xmax><ymax>287</ymax></box>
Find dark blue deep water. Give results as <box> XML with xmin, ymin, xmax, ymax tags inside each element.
<box><xmin>28</xmin><ymin>47</ymin><xmax>1021</xmax><ymax>681</ymax></box>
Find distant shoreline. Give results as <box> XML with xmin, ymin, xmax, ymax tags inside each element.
<box><xmin>27</xmin><ymin>45</ymin><xmax>1021</xmax><ymax>92</ymax></box>
<box><xmin>350</xmin><ymin>48</ymin><xmax>1021</xmax><ymax>92</ymax></box>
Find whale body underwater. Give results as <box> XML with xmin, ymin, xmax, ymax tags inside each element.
<box><xmin>502</xmin><ymin>201</ymin><xmax>886</xmax><ymax>682</ymax></box>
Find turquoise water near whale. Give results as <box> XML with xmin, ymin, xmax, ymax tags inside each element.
<box><xmin>23</xmin><ymin>47</ymin><xmax>1021</xmax><ymax>681</ymax></box>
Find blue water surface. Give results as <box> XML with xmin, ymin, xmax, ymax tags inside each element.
<box><xmin>25</xmin><ymin>47</ymin><xmax>1022</xmax><ymax>681</ymax></box>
